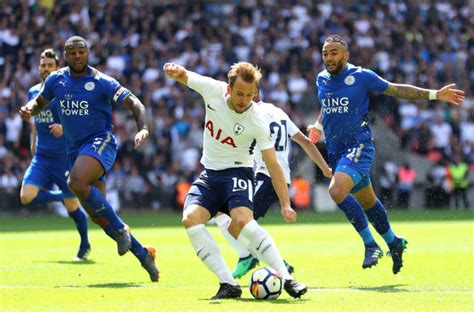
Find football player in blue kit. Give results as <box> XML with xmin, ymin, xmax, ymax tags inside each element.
<box><xmin>307</xmin><ymin>35</ymin><xmax>465</xmax><ymax>274</ymax></box>
<box><xmin>20</xmin><ymin>48</ymin><xmax>90</xmax><ymax>261</ymax></box>
<box><xmin>19</xmin><ymin>36</ymin><xmax>158</xmax><ymax>282</ymax></box>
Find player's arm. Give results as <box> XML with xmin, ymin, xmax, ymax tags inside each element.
<box><xmin>30</xmin><ymin>121</ymin><xmax>36</xmax><ymax>156</ymax></box>
<box><xmin>19</xmin><ymin>95</ymin><xmax>50</xmax><ymax>121</ymax></box>
<box><xmin>291</xmin><ymin>132</ymin><xmax>332</xmax><ymax>178</ymax></box>
<box><xmin>306</xmin><ymin>112</ymin><xmax>323</xmax><ymax>144</ymax></box>
<box><xmin>383</xmin><ymin>83</ymin><xmax>464</xmax><ymax>106</ymax></box>
<box><xmin>122</xmin><ymin>93</ymin><xmax>149</xmax><ymax>149</ymax></box>
<box><xmin>163</xmin><ymin>63</ymin><xmax>189</xmax><ymax>86</ymax></box>
<box><xmin>261</xmin><ymin>147</ymin><xmax>297</xmax><ymax>223</ymax></box>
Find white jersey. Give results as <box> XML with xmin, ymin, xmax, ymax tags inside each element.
<box><xmin>254</xmin><ymin>102</ymin><xmax>300</xmax><ymax>183</ymax></box>
<box><xmin>187</xmin><ymin>72</ymin><xmax>274</xmax><ymax>170</ymax></box>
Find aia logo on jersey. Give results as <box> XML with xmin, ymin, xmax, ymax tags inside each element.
<box><xmin>233</xmin><ymin>123</ymin><xmax>245</xmax><ymax>135</ymax></box>
<box><xmin>206</xmin><ymin>120</ymin><xmax>237</xmax><ymax>148</ymax></box>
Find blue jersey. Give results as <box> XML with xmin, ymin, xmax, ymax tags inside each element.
<box><xmin>28</xmin><ymin>83</ymin><xmax>66</xmax><ymax>155</ymax></box>
<box><xmin>316</xmin><ymin>63</ymin><xmax>389</xmax><ymax>154</ymax></box>
<box><xmin>39</xmin><ymin>66</ymin><xmax>131</xmax><ymax>152</ymax></box>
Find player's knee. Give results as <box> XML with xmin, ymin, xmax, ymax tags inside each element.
<box><xmin>19</xmin><ymin>190</ymin><xmax>34</xmax><ymax>205</ymax></box>
<box><xmin>182</xmin><ymin>214</ymin><xmax>199</xmax><ymax>228</ymax></box>
<box><xmin>329</xmin><ymin>184</ymin><xmax>347</xmax><ymax>203</ymax></box>
<box><xmin>231</xmin><ymin>214</ymin><xmax>252</xmax><ymax>230</ymax></box>
<box><xmin>67</xmin><ymin>177</ymin><xmax>88</xmax><ymax>199</ymax></box>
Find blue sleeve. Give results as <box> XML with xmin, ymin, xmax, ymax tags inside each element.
<box><xmin>102</xmin><ymin>76</ymin><xmax>132</xmax><ymax>105</ymax></box>
<box><xmin>362</xmin><ymin>69</ymin><xmax>389</xmax><ymax>93</ymax></box>
<box><xmin>40</xmin><ymin>74</ymin><xmax>56</xmax><ymax>101</ymax></box>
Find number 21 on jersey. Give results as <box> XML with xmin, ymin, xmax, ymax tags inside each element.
<box><xmin>270</xmin><ymin>120</ymin><xmax>288</xmax><ymax>151</ymax></box>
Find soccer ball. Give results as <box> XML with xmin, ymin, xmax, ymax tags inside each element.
<box><xmin>249</xmin><ymin>267</ymin><xmax>282</xmax><ymax>299</ymax></box>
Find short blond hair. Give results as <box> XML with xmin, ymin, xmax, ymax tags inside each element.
<box><xmin>228</xmin><ymin>62</ymin><xmax>262</xmax><ymax>88</ymax></box>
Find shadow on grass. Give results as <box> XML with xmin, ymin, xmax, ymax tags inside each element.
<box><xmin>204</xmin><ymin>297</ymin><xmax>308</xmax><ymax>304</ymax></box>
<box><xmin>310</xmin><ymin>284</ymin><xmax>410</xmax><ymax>293</ymax></box>
<box><xmin>87</xmin><ymin>282</ymin><xmax>143</xmax><ymax>288</ymax></box>
<box><xmin>348</xmin><ymin>284</ymin><xmax>410</xmax><ymax>293</ymax></box>
<box><xmin>53</xmin><ymin>259</ymin><xmax>96</xmax><ymax>265</ymax></box>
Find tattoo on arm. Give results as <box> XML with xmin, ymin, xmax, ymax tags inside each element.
<box><xmin>122</xmin><ymin>94</ymin><xmax>147</xmax><ymax>131</ymax></box>
<box><xmin>31</xmin><ymin>96</ymin><xmax>49</xmax><ymax>115</ymax></box>
<box><xmin>383</xmin><ymin>83</ymin><xmax>429</xmax><ymax>100</ymax></box>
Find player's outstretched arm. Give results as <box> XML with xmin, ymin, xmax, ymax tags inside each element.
<box><xmin>19</xmin><ymin>95</ymin><xmax>49</xmax><ymax>121</ymax></box>
<box><xmin>383</xmin><ymin>83</ymin><xmax>465</xmax><ymax>106</ymax></box>
<box><xmin>291</xmin><ymin>132</ymin><xmax>332</xmax><ymax>178</ymax></box>
<box><xmin>261</xmin><ymin>147</ymin><xmax>297</xmax><ymax>223</ymax></box>
<box><xmin>163</xmin><ymin>63</ymin><xmax>189</xmax><ymax>86</ymax></box>
<box><xmin>122</xmin><ymin>94</ymin><xmax>149</xmax><ymax>149</ymax></box>
<box><xmin>306</xmin><ymin>112</ymin><xmax>323</xmax><ymax>143</ymax></box>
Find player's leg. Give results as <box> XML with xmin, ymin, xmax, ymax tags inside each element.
<box><xmin>64</xmin><ymin>198</ymin><xmax>90</xmax><ymax>261</ymax></box>
<box><xmin>20</xmin><ymin>159</ymin><xmax>63</xmax><ymax>208</ymax></box>
<box><xmin>214</xmin><ymin>212</ymin><xmax>258</xmax><ymax>279</ymax></box>
<box><xmin>230</xmin><ymin>206</ymin><xmax>307</xmax><ymax>298</ymax></box>
<box><xmin>330</xmin><ymin>145</ymin><xmax>383</xmax><ymax>269</ymax></box>
<box><xmin>89</xmin><ymin>179</ymin><xmax>159</xmax><ymax>281</ymax></box>
<box><xmin>354</xmin><ymin>184</ymin><xmax>407</xmax><ymax>274</ymax></box>
<box><xmin>183</xmin><ymin>192</ymin><xmax>241</xmax><ymax>299</ymax></box>
<box><xmin>329</xmin><ymin>171</ymin><xmax>380</xmax><ymax>258</ymax></box>
<box><xmin>52</xmin><ymin>161</ymin><xmax>91</xmax><ymax>261</ymax></box>
<box><xmin>68</xmin><ymin>155</ymin><xmax>133</xmax><ymax>256</ymax></box>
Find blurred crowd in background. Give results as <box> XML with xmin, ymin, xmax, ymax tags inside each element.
<box><xmin>0</xmin><ymin>1</ymin><xmax>472</xmax><ymax>212</ymax></box>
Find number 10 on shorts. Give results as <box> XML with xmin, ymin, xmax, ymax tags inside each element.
<box><xmin>232</xmin><ymin>177</ymin><xmax>254</xmax><ymax>202</ymax></box>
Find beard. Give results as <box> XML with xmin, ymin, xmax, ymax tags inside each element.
<box><xmin>325</xmin><ymin>58</ymin><xmax>345</xmax><ymax>75</ymax></box>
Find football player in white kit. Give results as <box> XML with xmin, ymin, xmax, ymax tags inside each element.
<box><xmin>214</xmin><ymin>88</ymin><xmax>332</xmax><ymax>279</ymax></box>
<box><xmin>163</xmin><ymin>62</ymin><xmax>307</xmax><ymax>299</ymax></box>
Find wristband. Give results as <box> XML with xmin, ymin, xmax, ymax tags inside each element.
<box><xmin>429</xmin><ymin>90</ymin><xmax>437</xmax><ymax>101</ymax></box>
<box><xmin>314</xmin><ymin>121</ymin><xmax>323</xmax><ymax>131</ymax></box>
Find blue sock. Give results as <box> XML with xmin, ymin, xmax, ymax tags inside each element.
<box><xmin>338</xmin><ymin>195</ymin><xmax>376</xmax><ymax>246</ymax></box>
<box><xmin>83</xmin><ymin>186</ymin><xmax>125</xmax><ymax>231</ymax></box>
<box><xmin>28</xmin><ymin>190</ymin><xmax>64</xmax><ymax>207</ymax></box>
<box><xmin>131</xmin><ymin>235</ymin><xmax>147</xmax><ymax>262</ymax></box>
<box><xmin>103</xmin><ymin>225</ymin><xmax>146</xmax><ymax>262</ymax></box>
<box><xmin>68</xmin><ymin>208</ymin><xmax>90</xmax><ymax>248</ymax></box>
<box><xmin>365</xmin><ymin>199</ymin><xmax>396</xmax><ymax>245</ymax></box>
<box><xmin>103</xmin><ymin>225</ymin><xmax>115</xmax><ymax>239</ymax></box>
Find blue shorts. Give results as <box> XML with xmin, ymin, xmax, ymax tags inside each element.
<box><xmin>329</xmin><ymin>143</ymin><xmax>374</xmax><ymax>194</ymax></box>
<box><xmin>184</xmin><ymin>167</ymin><xmax>254</xmax><ymax>218</ymax></box>
<box><xmin>253</xmin><ymin>173</ymin><xmax>284</xmax><ymax>220</ymax></box>
<box><xmin>22</xmin><ymin>152</ymin><xmax>75</xmax><ymax>198</ymax></box>
<box><xmin>67</xmin><ymin>132</ymin><xmax>117</xmax><ymax>183</ymax></box>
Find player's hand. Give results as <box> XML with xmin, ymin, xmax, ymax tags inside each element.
<box><xmin>306</xmin><ymin>125</ymin><xmax>322</xmax><ymax>143</ymax></box>
<box><xmin>322</xmin><ymin>167</ymin><xmax>333</xmax><ymax>178</ymax></box>
<box><xmin>134</xmin><ymin>128</ymin><xmax>149</xmax><ymax>149</ymax></box>
<box><xmin>19</xmin><ymin>106</ymin><xmax>32</xmax><ymax>121</ymax></box>
<box><xmin>436</xmin><ymin>84</ymin><xmax>465</xmax><ymax>106</ymax></box>
<box><xmin>163</xmin><ymin>63</ymin><xmax>184</xmax><ymax>79</ymax></box>
<box><xmin>281</xmin><ymin>205</ymin><xmax>297</xmax><ymax>223</ymax></box>
<box><xmin>49</xmin><ymin>123</ymin><xmax>63</xmax><ymax>137</ymax></box>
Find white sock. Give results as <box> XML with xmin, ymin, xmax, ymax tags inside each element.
<box><xmin>214</xmin><ymin>214</ymin><xmax>251</xmax><ymax>259</ymax></box>
<box><xmin>238</xmin><ymin>220</ymin><xmax>292</xmax><ymax>280</ymax></box>
<box><xmin>186</xmin><ymin>224</ymin><xmax>237</xmax><ymax>285</ymax></box>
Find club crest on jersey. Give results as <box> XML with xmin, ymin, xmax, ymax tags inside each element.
<box><xmin>344</xmin><ymin>75</ymin><xmax>355</xmax><ymax>85</ymax></box>
<box><xmin>233</xmin><ymin>123</ymin><xmax>245</xmax><ymax>135</ymax></box>
<box><xmin>85</xmin><ymin>82</ymin><xmax>95</xmax><ymax>91</ymax></box>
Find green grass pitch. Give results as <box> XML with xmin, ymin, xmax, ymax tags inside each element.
<box><xmin>1</xmin><ymin>210</ymin><xmax>473</xmax><ymax>311</ymax></box>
